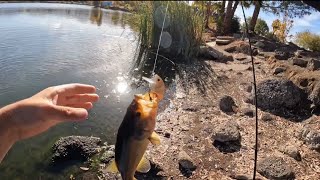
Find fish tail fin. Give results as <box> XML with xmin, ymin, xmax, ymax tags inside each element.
<box><xmin>104</xmin><ymin>159</ymin><xmax>119</xmax><ymax>173</ymax></box>
<box><xmin>136</xmin><ymin>155</ymin><xmax>151</xmax><ymax>173</ymax></box>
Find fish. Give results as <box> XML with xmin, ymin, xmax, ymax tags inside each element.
<box><xmin>105</xmin><ymin>74</ymin><xmax>165</xmax><ymax>180</ymax></box>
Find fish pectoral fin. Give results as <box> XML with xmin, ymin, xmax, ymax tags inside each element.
<box><xmin>136</xmin><ymin>155</ymin><xmax>151</xmax><ymax>173</ymax></box>
<box><xmin>104</xmin><ymin>159</ymin><xmax>118</xmax><ymax>173</ymax></box>
<box><xmin>149</xmin><ymin>131</ymin><xmax>161</xmax><ymax>146</ymax></box>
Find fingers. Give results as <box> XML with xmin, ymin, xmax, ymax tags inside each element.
<box><xmin>65</xmin><ymin>94</ymin><xmax>99</xmax><ymax>104</ymax></box>
<box><xmin>52</xmin><ymin>83</ymin><xmax>96</xmax><ymax>97</ymax></box>
<box><xmin>67</xmin><ymin>102</ymin><xmax>93</xmax><ymax>110</ymax></box>
<box><xmin>52</xmin><ymin>105</ymin><xmax>88</xmax><ymax>122</ymax></box>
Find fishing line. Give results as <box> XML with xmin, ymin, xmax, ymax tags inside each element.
<box><xmin>152</xmin><ymin>1</ymin><xmax>169</xmax><ymax>75</ymax></box>
<box><xmin>240</xmin><ymin>2</ymin><xmax>259</xmax><ymax>179</ymax></box>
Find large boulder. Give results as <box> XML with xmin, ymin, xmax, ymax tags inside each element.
<box><xmin>255</xmin><ymin>79</ymin><xmax>306</xmax><ymax>110</ymax></box>
<box><xmin>52</xmin><ymin>136</ymin><xmax>102</xmax><ymax>163</ymax></box>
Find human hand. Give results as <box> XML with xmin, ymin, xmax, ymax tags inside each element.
<box><xmin>2</xmin><ymin>83</ymin><xmax>99</xmax><ymax>141</ymax></box>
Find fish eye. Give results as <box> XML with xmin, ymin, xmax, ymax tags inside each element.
<box><xmin>136</xmin><ymin>112</ymin><xmax>141</xmax><ymax>117</ymax></box>
<box><xmin>157</xmin><ymin>79</ymin><xmax>160</xmax><ymax>81</ymax></box>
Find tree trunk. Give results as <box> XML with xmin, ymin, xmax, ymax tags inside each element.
<box><xmin>223</xmin><ymin>1</ymin><xmax>239</xmax><ymax>35</ymax></box>
<box><xmin>249</xmin><ymin>1</ymin><xmax>261</xmax><ymax>33</ymax></box>
<box><xmin>217</xmin><ymin>0</ymin><xmax>226</xmax><ymax>34</ymax></box>
<box><xmin>205</xmin><ymin>2</ymin><xmax>211</xmax><ymax>29</ymax></box>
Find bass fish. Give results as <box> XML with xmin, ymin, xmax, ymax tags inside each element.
<box><xmin>105</xmin><ymin>74</ymin><xmax>165</xmax><ymax>180</ymax></box>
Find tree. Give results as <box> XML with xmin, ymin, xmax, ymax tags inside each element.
<box><xmin>302</xmin><ymin>1</ymin><xmax>320</xmax><ymax>12</ymax></box>
<box><xmin>254</xmin><ymin>18</ymin><xmax>269</xmax><ymax>35</ymax></box>
<box><xmin>247</xmin><ymin>1</ymin><xmax>314</xmax><ymax>36</ymax></box>
<box><xmin>295</xmin><ymin>31</ymin><xmax>320</xmax><ymax>52</ymax></box>
<box><xmin>223</xmin><ymin>1</ymin><xmax>239</xmax><ymax>34</ymax></box>
<box><xmin>271</xmin><ymin>13</ymin><xmax>293</xmax><ymax>43</ymax></box>
<box><xmin>243</xmin><ymin>17</ymin><xmax>269</xmax><ymax>36</ymax></box>
<box><xmin>249</xmin><ymin>0</ymin><xmax>262</xmax><ymax>33</ymax></box>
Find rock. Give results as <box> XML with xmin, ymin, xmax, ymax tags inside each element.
<box><xmin>242</xmin><ymin>108</ymin><xmax>254</xmax><ymax>117</ymax></box>
<box><xmin>164</xmin><ymin>132</ymin><xmax>171</xmax><ymax>138</ymax></box>
<box><xmin>279</xmin><ymin>145</ymin><xmax>301</xmax><ymax>161</ymax></box>
<box><xmin>100</xmin><ymin>149</ymin><xmax>115</xmax><ymax>164</ymax></box>
<box><xmin>244</xmin><ymin>96</ymin><xmax>254</xmax><ymax>104</ymax></box>
<box><xmin>292</xmin><ymin>57</ymin><xmax>308</xmax><ymax>67</ymax></box>
<box><xmin>178</xmin><ymin>150</ymin><xmax>196</xmax><ymax>177</ymax></box>
<box><xmin>301</xmin><ymin>123</ymin><xmax>320</xmax><ymax>151</ymax></box>
<box><xmin>254</xmin><ymin>41</ymin><xmax>265</xmax><ymax>48</ymax></box>
<box><xmin>309</xmin><ymin>82</ymin><xmax>320</xmax><ymax>107</ymax></box>
<box><xmin>273</xmin><ymin>67</ymin><xmax>286</xmax><ymax>75</ymax></box>
<box><xmin>307</xmin><ymin>59</ymin><xmax>320</xmax><ymax>71</ymax></box>
<box><xmin>260</xmin><ymin>113</ymin><xmax>273</xmax><ymax>121</ymax></box>
<box><xmin>294</xmin><ymin>50</ymin><xmax>308</xmax><ymax>57</ymax></box>
<box><xmin>233</xmin><ymin>53</ymin><xmax>248</xmax><ymax>61</ymax></box>
<box><xmin>216</xmin><ymin>39</ymin><xmax>233</xmax><ymax>45</ymax></box>
<box><xmin>246</xmin><ymin>84</ymin><xmax>253</xmax><ymax>93</ymax></box>
<box><xmin>206</xmin><ymin>42</ymin><xmax>234</xmax><ymax>62</ymax></box>
<box><xmin>212</xmin><ymin>120</ymin><xmax>240</xmax><ymax>142</ymax></box>
<box><xmin>52</xmin><ymin>136</ymin><xmax>102</xmax><ymax>162</ymax></box>
<box><xmin>257</xmin><ymin>156</ymin><xmax>295</xmax><ymax>180</ymax></box>
<box><xmin>219</xmin><ymin>95</ymin><xmax>237</xmax><ymax>113</ymax></box>
<box><xmin>275</xmin><ymin>50</ymin><xmax>290</xmax><ymax>60</ymax></box>
<box><xmin>256</xmin><ymin>79</ymin><xmax>306</xmax><ymax>110</ymax></box>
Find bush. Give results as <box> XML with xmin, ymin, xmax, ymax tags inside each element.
<box><xmin>295</xmin><ymin>31</ymin><xmax>320</xmax><ymax>52</ymax></box>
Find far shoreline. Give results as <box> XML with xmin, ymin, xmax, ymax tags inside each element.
<box><xmin>0</xmin><ymin>1</ymin><xmax>132</xmax><ymax>13</ymax></box>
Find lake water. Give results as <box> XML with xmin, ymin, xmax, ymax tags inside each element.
<box><xmin>0</xmin><ymin>3</ymin><xmax>174</xmax><ymax>179</ymax></box>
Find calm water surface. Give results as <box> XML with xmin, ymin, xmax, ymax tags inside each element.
<box><xmin>0</xmin><ymin>3</ymin><xmax>163</xmax><ymax>179</ymax></box>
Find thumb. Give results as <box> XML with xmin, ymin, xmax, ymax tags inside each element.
<box><xmin>52</xmin><ymin>105</ymin><xmax>88</xmax><ymax>122</ymax></box>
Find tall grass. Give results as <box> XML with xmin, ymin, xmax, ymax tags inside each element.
<box><xmin>136</xmin><ymin>1</ymin><xmax>205</xmax><ymax>63</ymax></box>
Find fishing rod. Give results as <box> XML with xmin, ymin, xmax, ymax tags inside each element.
<box><xmin>240</xmin><ymin>2</ymin><xmax>259</xmax><ymax>179</ymax></box>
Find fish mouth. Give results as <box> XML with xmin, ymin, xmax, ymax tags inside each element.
<box><xmin>142</xmin><ymin>76</ymin><xmax>155</xmax><ymax>84</ymax></box>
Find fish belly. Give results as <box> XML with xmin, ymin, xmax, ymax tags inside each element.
<box><xmin>119</xmin><ymin>138</ymin><xmax>149</xmax><ymax>179</ymax></box>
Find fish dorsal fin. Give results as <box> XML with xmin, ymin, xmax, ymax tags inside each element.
<box><xmin>136</xmin><ymin>155</ymin><xmax>151</xmax><ymax>173</ymax></box>
<box><xmin>105</xmin><ymin>159</ymin><xmax>118</xmax><ymax>173</ymax></box>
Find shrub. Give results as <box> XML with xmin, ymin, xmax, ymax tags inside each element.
<box><xmin>295</xmin><ymin>31</ymin><xmax>320</xmax><ymax>52</ymax></box>
<box><xmin>231</xmin><ymin>16</ymin><xmax>241</xmax><ymax>34</ymax></box>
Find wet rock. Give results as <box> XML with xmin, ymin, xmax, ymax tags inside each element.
<box><xmin>273</xmin><ymin>67</ymin><xmax>286</xmax><ymax>75</ymax></box>
<box><xmin>241</xmin><ymin>107</ymin><xmax>254</xmax><ymax>117</ymax></box>
<box><xmin>100</xmin><ymin>146</ymin><xmax>115</xmax><ymax>164</ymax></box>
<box><xmin>275</xmin><ymin>50</ymin><xmax>290</xmax><ymax>60</ymax></box>
<box><xmin>301</xmin><ymin>123</ymin><xmax>320</xmax><ymax>151</ymax></box>
<box><xmin>307</xmin><ymin>59</ymin><xmax>320</xmax><ymax>71</ymax></box>
<box><xmin>256</xmin><ymin>79</ymin><xmax>306</xmax><ymax>110</ymax></box>
<box><xmin>260</xmin><ymin>113</ymin><xmax>273</xmax><ymax>121</ymax></box>
<box><xmin>52</xmin><ymin>136</ymin><xmax>102</xmax><ymax>162</ymax></box>
<box><xmin>219</xmin><ymin>95</ymin><xmax>238</xmax><ymax>113</ymax></box>
<box><xmin>292</xmin><ymin>57</ymin><xmax>308</xmax><ymax>67</ymax></box>
<box><xmin>279</xmin><ymin>145</ymin><xmax>301</xmax><ymax>161</ymax></box>
<box><xmin>178</xmin><ymin>150</ymin><xmax>196</xmax><ymax>177</ymax></box>
<box><xmin>257</xmin><ymin>156</ymin><xmax>295</xmax><ymax>180</ymax></box>
<box><xmin>212</xmin><ymin>120</ymin><xmax>240</xmax><ymax>142</ymax></box>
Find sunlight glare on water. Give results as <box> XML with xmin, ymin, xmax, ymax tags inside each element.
<box><xmin>116</xmin><ymin>81</ymin><xmax>128</xmax><ymax>94</ymax></box>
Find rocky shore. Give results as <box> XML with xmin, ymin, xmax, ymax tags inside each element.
<box><xmin>52</xmin><ymin>35</ymin><xmax>320</xmax><ymax>179</ymax></box>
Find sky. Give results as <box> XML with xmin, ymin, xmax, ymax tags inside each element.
<box><xmin>234</xmin><ymin>5</ymin><xmax>320</xmax><ymax>41</ymax></box>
